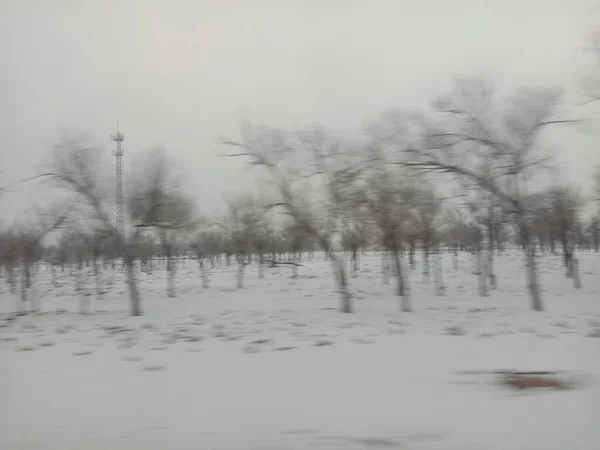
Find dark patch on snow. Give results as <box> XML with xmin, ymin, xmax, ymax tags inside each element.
<box><xmin>445</xmin><ymin>326</ymin><xmax>465</xmax><ymax>336</ymax></box>
<box><xmin>141</xmin><ymin>365</ymin><xmax>165</xmax><ymax>372</ymax></box>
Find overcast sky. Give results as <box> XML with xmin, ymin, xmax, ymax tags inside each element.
<box><xmin>1</xmin><ymin>0</ymin><xmax>599</xmax><ymax>225</ymax></box>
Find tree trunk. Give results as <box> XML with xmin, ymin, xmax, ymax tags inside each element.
<box><xmin>382</xmin><ymin>252</ymin><xmax>390</xmax><ymax>285</ymax></box>
<box><xmin>19</xmin><ymin>264</ymin><xmax>28</xmax><ymax>312</ymax></box>
<box><xmin>452</xmin><ymin>245</ymin><xmax>459</xmax><ymax>270</ymax></box>
<box><xmin>477</xmin><ymin>250</ymin><xmax>489</xmax><ymax>297</ymax></box>
<box><xmin>562</xmin><ymin>233</ymin><xmax>573</xmax><ymax>276</ymax></box>
<box><xmin>434</xmin><ymin>249</ymin><xmax>445</xmax><ymax>296</ymax></box>
<box><xmin>330</xmin><ymin>252</ymin><xmax>353</xmax><ymax>313</ymax></box>
<box><xmin>351</xmin><ymin>247</ymin><xmax>359</xmax><ymax>278</ymax></box>
<box><xmin>7</xmin><ymin>263</ymin><xmax>17</xmax><ymax>294</ymax></box>
<box><xmin>392</xmin><ymin>248</ymin><xmax>404</xmax><ymax>297</ymax></box>
<box><xmin>392</xmin><ymin>245</ymin><xmax>411</xmax><ymax>312</ymax></box>
<box><xmin>487</xmin><ymin>243</ymin><xmax>497</xmax><ymax>289</ymax></box>
<box><xmin>167</xmin><ymin>264</ymin><xmax>176</xmax><ymax>298</ymax></box>
<box><xmin>236</xmin><ymin>260</ymin><xmax>244</xmax><ymax>289</ymax></box>
<box><xmin>74</xmin><ymin>265</ymin><xmax>83</xmax><ymax>293</ymax></box>
<box><xmin>409</xmin><ymin>241</ymin><xmax>416</xmax><ymax>268</ymax></box>
<box><xmin>422</xmin><ymin>246</ymin><xmax>430</xmax><ymax>282</ymax></box>
<box><xmin>565</xmin><ymin>250</ymin><xmax>573</xmax><ymax>278</ymax></box>
<box><xmin>51</xmin><ymin>264</ymin><xmax>58</xmax><ymax>287</ymax></box>
<box><xmin>524</xmin><ymin>243</ymin><xmax>543</xmax><ymax>311</ymax></box>
<box><xmin>201</xmin><ymin>264</ymin><xmax>209</xmax><ymax>288</ymax></box>
<box><xmin>126</xmin><ymin>259</ymin><xmax>142</xmax><ymax>316</ymax></box>
<box><xmin>25</xmin><ymin>262</ymin><xmax>32</xmax><ymax>288</ymax></box>
<box><xmin>570</xmin><ymin>255</ymin><xmax>582</xmax><ymax>289</ymax></box>
<box><xmin>93</xmin><ymin>258</ymin><xmax>103</xmax><ymax>301</ymax></box>
<box><xmin>167</xmin><ymin>256</ymin><xmax>176</xmax><ymax>298</ymax></box>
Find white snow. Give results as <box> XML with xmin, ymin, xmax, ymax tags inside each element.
<box><xmin>1</xmin><ymin>251</ymin><xmax>599</xmax><ymax>450</ymax></box>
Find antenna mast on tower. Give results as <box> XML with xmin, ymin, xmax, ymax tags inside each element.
<box><xmin>111</xmin><ymin>123</ymin><xmax>125</xmax><ymax>236</ymax></box>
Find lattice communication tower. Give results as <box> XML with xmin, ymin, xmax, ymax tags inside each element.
<box><xmin>111</xmin><ymin>124</ymin><xmax>125</xmax><ymax>236</ymax></box>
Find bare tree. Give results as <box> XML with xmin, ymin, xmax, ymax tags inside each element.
<box><xmin>223</xmin><ymin>124</ymin><xmax>370</xmax><ymax>313</ymax></box>
<box><xmin>252</xmin><ymin>222</ymin><xmax>270</xmax><ymax>279</ymax></box>
<box><xmin>541</xmin><ymin>185</ymin><xmax>583</xmax><ymax>288</ymax></box>
<box><xmin>127</xmin><ymin>148</ymin><xmax>198</xmax><ymax>298</ymax></box>
<box><xmin>13</xmin><ymin>205</ymin><xmax>70</xmax><ymax>313</ymax></box>
<box><xmin>278</xmin><ymin>221</ymin><xmax>306</xmax><ymax>277</ymax></box>
<box><xmin>388</xmin><ymin>76</ymin><xmax>576</xmax><ymax>311</ymax></box>
<box><xmin>191</xmin><ymin>231</ymin><xmax>222</xmax><ymax>288</ymax></box>
<box><xmin>457</xmin><ymin>178</ymin><xmax>507</xmax><ymax>295</ymax></box>
<box><xmin>76</xmin><ymin>228</ymin><xmax>112</xmax><ymax>309</ymax></box>
<box><xmin>409</xmin><ymin>183</ymin><xmax>444</xmax><ymax>292</ymax></box>
<box><xmin>60</xmin><ymin>229</ymin><xmax>90</xmax><ymax>309</ymax></box>
<box><xmin>340</xmin><ymin>207</ymin><xmax>370</xmax><ymax>278</ymax></box>
<box><xmin>135</xmin><ymin>234</ymin><xmax>156</xmax><ymax>273</ymax></box>
<box><xmin>128</xmin><ymin>148</ymin><xmax>198</xmax><ymax>298</ymax></box>
<box><xmin>352</xmin><ymin>166</ymin><xmax>414</xmax><ymax>311</ymax></box>
<box><xmin>0</xmin><ymin>229</ymin><xmax>19</xmax><ymax>295</ymax></box>
<box><xmin>440</xmin><ymin>206</ymin><xmax>471</xmax><ymax>269</ymax></box>
<box><xmin>37</xmin><ymin>134</ymin><xmax>143</xmax><ymax>315</ymax></box>
<box><xmin>215</xmin><ymin>194</ymin><xmax>264</xmax><ymax>288</ymax></box>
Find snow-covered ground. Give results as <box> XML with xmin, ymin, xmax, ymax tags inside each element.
<box><xmin>1</xmin><ymin>251</ymin><xmax>599</xmax><ymax>450</ymax></box>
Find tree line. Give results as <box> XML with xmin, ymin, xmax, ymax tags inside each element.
<box><xmin>3</xmin><ymin>46</ymin><xmax>600</xmax><ymax>316</ymax></box>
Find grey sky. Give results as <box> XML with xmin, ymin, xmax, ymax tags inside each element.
<box><xmin>1</xmin><ymin>0</ymin><xmax>599</xmax><ymax>225</ymax></box>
